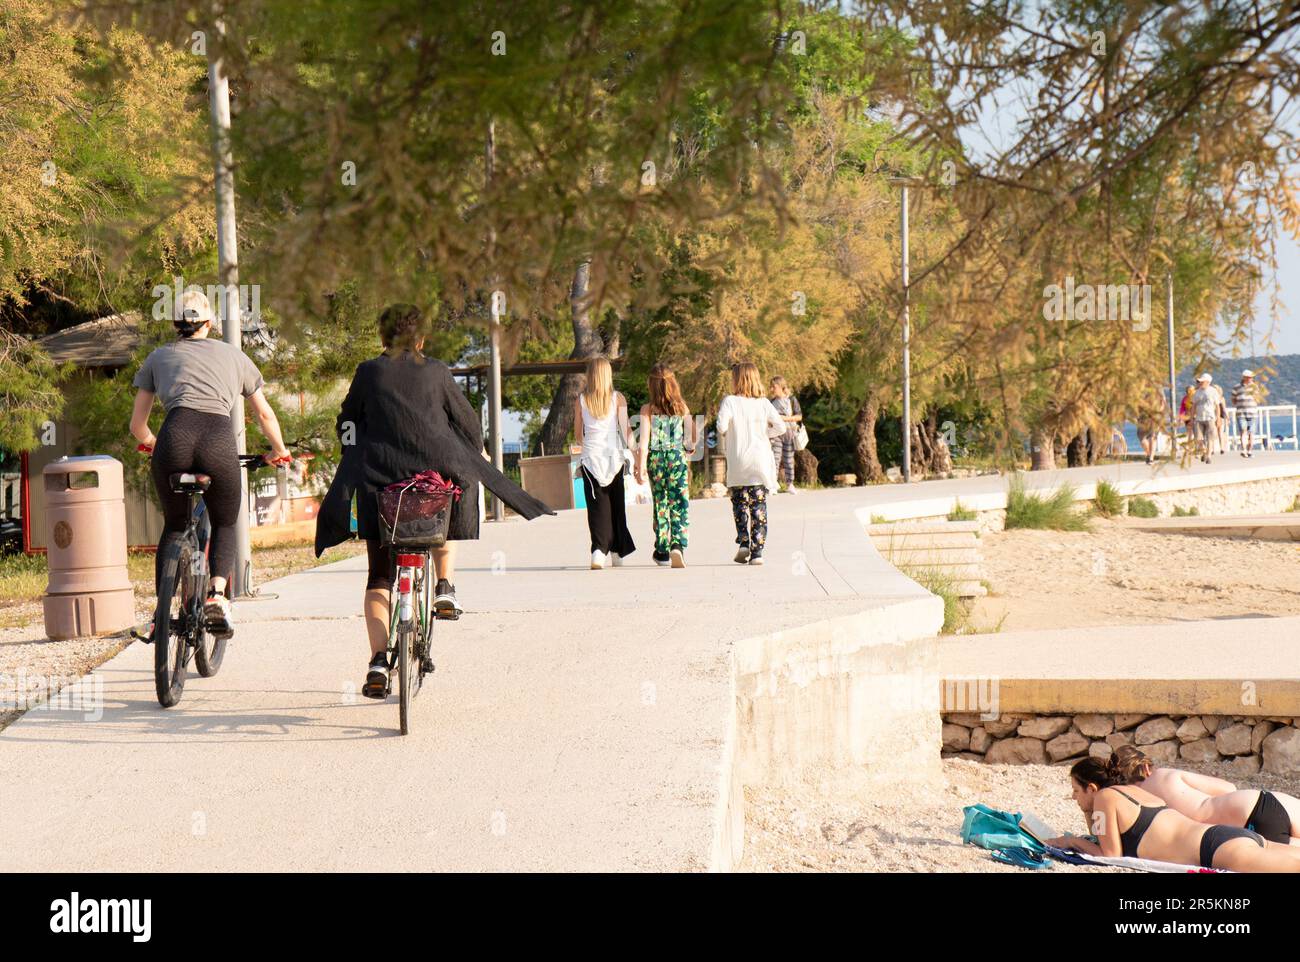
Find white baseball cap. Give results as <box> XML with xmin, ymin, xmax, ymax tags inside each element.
<box><xmin>1197</xmin><ymin>373</ymin><xmax>1212</xmax><ymax>382</ymax></box>
<box><xmin>1242</xmin><ymin>369</ymin><xmax>1255</xmax><ymax>378</ymax></box>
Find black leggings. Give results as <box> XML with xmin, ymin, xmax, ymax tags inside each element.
<box><xmin>151</xmin><ymin>408</ymin><xmax>241</xmax><ymax>593</ymax></box>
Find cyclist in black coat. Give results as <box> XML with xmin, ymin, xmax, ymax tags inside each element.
<box><xmin>313</xmin><ymin>304</ymin><xmax>553</xmax><ymax>696</ymax></box>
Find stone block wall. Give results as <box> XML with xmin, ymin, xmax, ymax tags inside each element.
<box><xmin>941</xmin><ymin>711</ymin><xmax>1300</xmax><ymax>776</ymax></box>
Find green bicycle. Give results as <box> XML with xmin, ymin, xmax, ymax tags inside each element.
<box><xmin>383</xmin><ymin>546</ymin><xmax>436</xmax><ymax>735</ymax></box>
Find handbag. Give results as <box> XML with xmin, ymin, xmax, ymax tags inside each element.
<box><xmin>795</xmin><ymin>424</ymin><xmax>809</xmax><ymax>451</ymax></box>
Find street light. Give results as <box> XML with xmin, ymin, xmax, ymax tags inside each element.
<box><xmin>888</xmin><ymin>175</ymin><xmax>923</xmax><ymax>483</ymax></box>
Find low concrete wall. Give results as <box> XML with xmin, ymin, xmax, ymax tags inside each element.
<box><xmin>867</xmin><ymin>463</ymin><xmax>1300</xmax><ymax>528</ymax></box>
<box><xmin>717</xmin><ymin>594</ymin><xmax>944</xmax><ymax>870</ymax></box>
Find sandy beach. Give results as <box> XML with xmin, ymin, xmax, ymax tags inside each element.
<box><xmin>744</xmin><ymin>517</ymin><xmax>1300</xmax><ymax>872</ymax></box>
<box><xmin>972</xmin><ymin>519</ymin><xmax>1300</xmax><ymax>631</ymax></box>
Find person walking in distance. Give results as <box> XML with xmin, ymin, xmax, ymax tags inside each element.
<box><xmin>1233</xmin><ymin>369</ymin><xmax>1259</xmax><ymax>458</ymax></box>
<box><xmin>1213</xmin><ymin>376</ymin><xmax>1229</xmax><ymax>455</ymax></box>
<box><xmin>1178</xmin><ymin>384</ymin><xmax>1196</xmax><ymax>456</ymax></box>
<box><xmin>768</xmin><ymin>375</ymin><xmax>803</xmax><ymax>493</ymax></box>
<box><xmin>1135</xmin><ymin>386</ymin><xmax>1166</xmax><ymax>465</ymax></box>
<box><xmin>1192</xmin><ymin>373</ymin><xmax>1218</xmax><ymax>463</ymax></box>
<box><xmin>717</xmin><ymin>362</ymin><xmax>788</xmax><ymax>566</ymax></box>
<box><xmin>634</xmin><ymin>363</ymin><xmax>697</xmax><ymax>568</ymax></box>
<box><xmin>574</xmin><ymin>356</ymin><xmax>635</xmax><ymax>569</ymax></box>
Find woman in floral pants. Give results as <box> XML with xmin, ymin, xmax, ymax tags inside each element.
<box><xmin>635</xmin><ymin>363</ymin><xmax>697</xmax><ymax>567</ymax></box>
<box><xmin>716</xmin><ymin>362</ymin><xmax>788</xmax><ymax>565</ymax></box>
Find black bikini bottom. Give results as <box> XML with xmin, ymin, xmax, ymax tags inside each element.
<box><xmin>1245</xmin><ymin>790</ymin><xmax>1291</xmax><ymax>844</ymax></box>
<box><xmin>1200</xmin><ymin>824</ymin><xmax>1265</xmax><ymax>868</ymax></box>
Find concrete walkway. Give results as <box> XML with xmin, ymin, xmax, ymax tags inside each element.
<box><xmin>4</xmin><ymin>454</ymin><xmax>1298</xmax><ymax>871</ymax></box>
<box><xmin>0</xmin><ymin>488</ymin><xmax>928</xmax><ymax>872</ymax></box>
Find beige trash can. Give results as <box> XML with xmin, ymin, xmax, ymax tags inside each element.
<box><xmin>42</xmin><ymin>456</ymin><xmax>135</xmax><ymax>640</ymax></box>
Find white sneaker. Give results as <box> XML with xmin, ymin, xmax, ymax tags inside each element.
<box><xmin>734</xmin><ymin>546</ymin><xmax>751</xmax><ymax>564</ymax></box>
<box><xmin>670</xmin><ymin>547</ymin><xmax>686</xmax><ymax>568</ymax></box>
<box><xmin>786</xmin><ymin>485</ymin><xmax>799</xmax><ymax>495</ymax></box>
<box><xmin>611</xmin><ymin>553</ymin><xmax>624</xmax><ymax>567</ymax></box>
<box><xmin>591</xmin><ymin>550</ymin><xmax>606</xmax><ymax>569</ymax></box>
<box><xmin>204</xmin><ymin>593</ymin><xmax>234</xmax><ymax>638</ymax></box>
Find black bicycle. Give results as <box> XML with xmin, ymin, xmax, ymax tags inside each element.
<box><xmin>144</xmin><ymin>453</ymin><xmax>278</xmax><ymax>707</ymax></box>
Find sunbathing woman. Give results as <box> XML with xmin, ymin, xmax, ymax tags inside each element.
<box><xmin>1110</xmin><ymin>745</ymin><xmax>1300</xmax><ymax>845</ymax></box>
<box><xmin>1046</xmin><ymin>755</ymin><xmax>1300</xmax><ymax>872</ymax></box>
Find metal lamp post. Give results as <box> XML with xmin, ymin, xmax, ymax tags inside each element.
<box><xmin>889</xmin><ymin>176</ymin><xmax>922</xmax><ymax>483</ymax></box>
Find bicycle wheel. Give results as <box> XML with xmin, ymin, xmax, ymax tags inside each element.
<box><xmin>153</xmin><ymin>535</ymin><xmax>194</xmax><ymax>707</ymax></box>
<box><xmin>193</xmin><ymin>581</ymin><xmax>226</xmax><ymax>678</ymax></box>
<box><xmin>397</xmin><ymin>620</ymin><xmax>416</xmax><ymax>735</ymax></box>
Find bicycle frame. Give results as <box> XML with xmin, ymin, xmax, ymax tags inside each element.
<box><xmin>387</xmin><ymin>550</ymin><xmax>432</xmax><ymax>650</ymax></box>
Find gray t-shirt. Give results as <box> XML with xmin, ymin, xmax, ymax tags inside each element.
<box><xmin>133</xmin><ymin>338</ymin><xmax>264</xmax><ymax>416</ymax></box>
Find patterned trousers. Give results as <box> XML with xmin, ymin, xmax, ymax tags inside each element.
<box><xmin>648</xmin><ymin>449</ymin><xmax>689</xmax><ymax>553</ymax></box>
<box><xmin>771</xmin><ymin>432</ymin><xmax>795</xmax><ymax>486</ymax></box>
<box><xmin>729</xmin><ymin>485</ymin><xmax>768</xmax><ymax>548</ymax></box>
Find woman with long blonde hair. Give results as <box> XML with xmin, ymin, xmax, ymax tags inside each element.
<box><xmin>634</xmin><ymin>362</ymin><xmax>697</xmax><ymax>567</ymax></box>
<box><xmin>716</xmin><ymin>362</ymin><xmax>787</xmax><ymax>565</ymax></box>
<box><xmin>573</xmin><ymin>356</ymin><xmax>636</xmax><ymax>568</ymax></box>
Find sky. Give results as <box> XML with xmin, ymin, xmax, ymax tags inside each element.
<box><xmin>1245</xmin><ymin>230</ymin><xmax>1299</xmax><ymax>357</ymax></box>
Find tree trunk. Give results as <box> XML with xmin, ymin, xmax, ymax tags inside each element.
<box><xmin>535</xmin><ymin>260</ymin><xmax>601</xmax><ymax>455</ymax></box>
<box><xmin>1030</xmin><ymin>426</ymin><xmax>1056</xmax><ymax>470</ymax></box>
<box><xmin>853</xmin><ymin>390</ymin><xmax>885</xmax><ymax>483</ymax></box>
<box><xmin>1066</xmin><ymin>431</ymin><xmax>1086</xmax><ymax>468</ymax></box>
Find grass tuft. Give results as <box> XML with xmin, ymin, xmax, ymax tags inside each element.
<box><xmin>1004</xmin><ymin>474</ymin><xmax>1091</xmax><ymax>531</ymax></box>
<box><xmin>947</xmin><ymin>500</ymin><xmax>977</xmax><ymax>522</ymax></box>
<box><xmin>1092</xmin><ymin>479</ymin><xmax>1123</xmax><ymax>518</ymax></box>
<box><xmin>1127</xmin><ymin>496</ymin><xmax>1159</xmax><ymax>518</ymax></box>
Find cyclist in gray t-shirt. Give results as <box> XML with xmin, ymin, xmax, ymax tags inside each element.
<box><xmin>129</xmin><ymin>290</ymin><xmax>290</xmax><ymax>637</ymax></box>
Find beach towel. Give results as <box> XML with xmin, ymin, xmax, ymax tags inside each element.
<box><xmin>1044</xmin><ymin>845</ymin><xmax>1226</xmax><ymax>873</ymax></box>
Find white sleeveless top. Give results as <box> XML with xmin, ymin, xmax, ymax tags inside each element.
<box><xmin>580</xmin><ymin>394</ymin><xmax>625</xmax><ymax>486</ymax></box>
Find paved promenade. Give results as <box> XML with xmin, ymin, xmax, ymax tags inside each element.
<box><xmin>3</xmin><ymin>453</ymin><xmax>1298</xmax><ymax>871</ymax></box>
<box><xmin>0</xmin><ymin>488</ymin><xmax>922</xmax><ymax>872</ymax></box>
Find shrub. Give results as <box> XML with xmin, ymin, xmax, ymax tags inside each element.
<box><xmin>1004</xmin><ymin>473</ymin><xmax>1091</xmax><ymax>531</ymax></box>
<box><xmin>1093</xmin><ymin>480</ymin><xmax>1123</xmax><ymax>518</ymax></box>
<box><xmin>1171</xmin><ymin>505</ymin><xmax>1200</xmax><ymax>517</ymax></box>
<box><xmin>1127</xmin><ymin>496</ymin><xmax>1159</xmax><ymax>518</ymax></box>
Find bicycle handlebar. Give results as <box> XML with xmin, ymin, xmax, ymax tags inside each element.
<box><xmin>135</xmin><ymin>443</ymin><xmax>292</xmax><ymax>469</ymax></box>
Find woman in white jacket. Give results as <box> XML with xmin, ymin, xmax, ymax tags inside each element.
<box><xmin>716</xmin><ymin>362</ymin><xmax>788</xmax><ymax>565</ymax></box>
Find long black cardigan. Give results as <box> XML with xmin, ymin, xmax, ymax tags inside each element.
<box><xmin>314</xmin><ymin>352</ymin><xmax>553</xmax><ymax>556</ymax></box>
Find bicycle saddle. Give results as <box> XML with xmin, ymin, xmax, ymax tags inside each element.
<box><xmin>169</xmin><ymin>472</ymin><xmax>212</xmax><ymax>493</ymax></box>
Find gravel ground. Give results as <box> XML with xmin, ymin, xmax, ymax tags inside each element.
<box><xmin>0</xmin><ymin>540</ymin><xmax>365</xmax><ymax>729</ymax></box>
<box><xmin>741</xmin><ymin>758</ymin><xmax>1298</xmax><ymax>873</ymax></box>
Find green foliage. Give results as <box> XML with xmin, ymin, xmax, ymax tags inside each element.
<box><xmin>1004</xmin><ymin>474</ymin><xmax>1090</xmax><ymax>531</ymax></box>
<box><xmin>1093</xmin><ymin>480</ymin><xmax>1123</xmax><ymax>518</ymax></box>
<box><xmin>1127</xmin><ymin>496</ymin><xmax>1160</xmax><ymax>518</ymax></box>
<box><xmin>946</xmin><ymin>500</ymin><xmax>976</xmax><ymax>522</ymax></box>
<box><xmin>1171</xmin><ymin>505</ymin><xmax>1200</xmax><ymax>517</ymax></box>
<box><xmin>902</xmin><ymin>566</ymin><xmax>973</xmax><ymax>635</ymax></box>
<box><xmin>0</xmin><ymin>331</ymin><xmax>67</xmax><ymax>452</ymax></box>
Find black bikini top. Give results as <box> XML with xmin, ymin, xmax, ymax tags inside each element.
<box><xmin>1113</xmin><ymin>788</ymin><xmax>1168</xmax><ymax>859</ymax></box>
